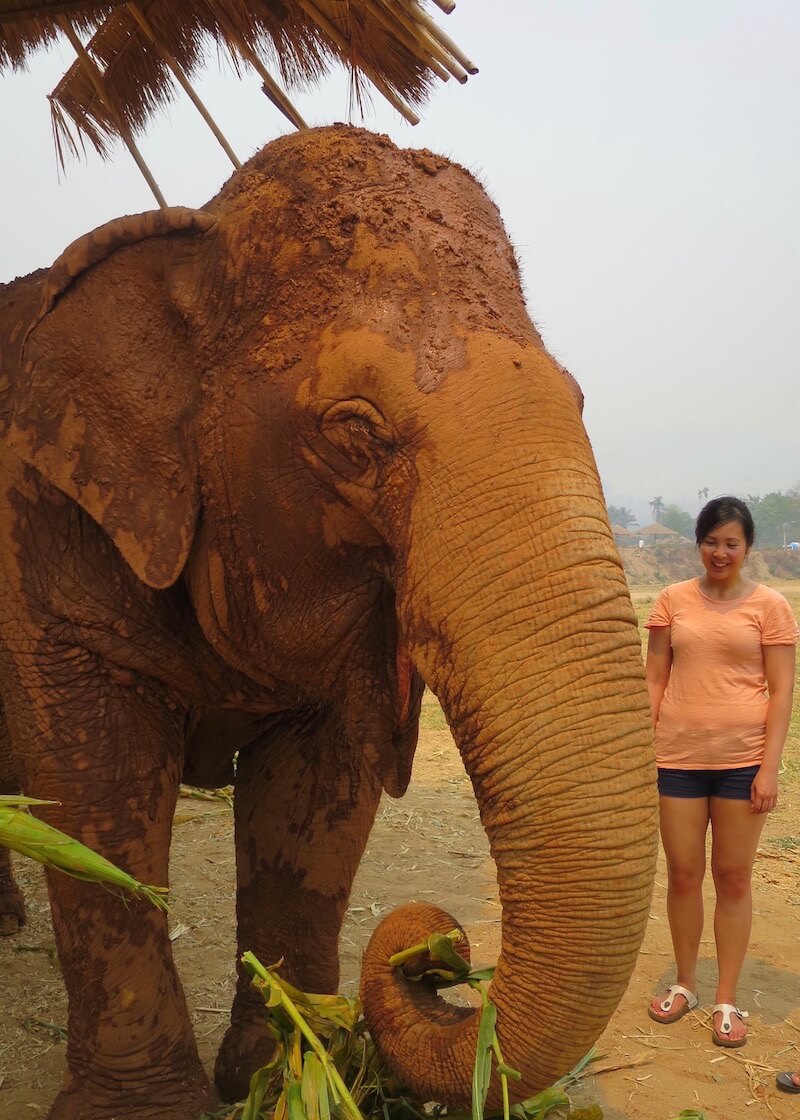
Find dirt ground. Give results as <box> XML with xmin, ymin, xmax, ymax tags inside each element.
<box><xmin>2</xmin><ymin>683</ymin><xmax>799</xmax><ymax>1120</ymax></box>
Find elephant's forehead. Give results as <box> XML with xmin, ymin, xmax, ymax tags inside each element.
<box><xmin>312</xmin><ymin>291</ymin><xmax>470</xmax><ymax>395</ymax></box>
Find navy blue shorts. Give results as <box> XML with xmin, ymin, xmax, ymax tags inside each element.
<box><xmin>657</xmin><ymin>765</ymin><xmax>760</xmax><ymax>800</ymax></box>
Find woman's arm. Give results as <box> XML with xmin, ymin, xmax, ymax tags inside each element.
<box><xmin>645</xmin><ymin>626</ymin><xmax>672</xmax><ymax>728</ymax></box>
<box><xmin>750</xmin><ymin>643</ymin><xmax>797</xmax><ymax>814</ymax></box>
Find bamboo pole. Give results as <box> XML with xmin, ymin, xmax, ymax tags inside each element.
<box><xmin>373</xmin><ymin>0</ymin><xmax>468</xmax><ymax>84</ymax></box>
<box><xmin>57</xmin><ymin>16</ymin><xmax>167</xmax><ymax>207</ymax></box>
<box><xmin>429</xmin><ymin>0</ymin><xmax>456</xmax><ymax>13</ymax></box>
<box><xmin>210</xmin><ymin>1</ymin><xmax>307</xmax><ymax>130</ymax></box>
<box><xmin>126</xmin><ymin>2</ymin><xmax>241</xmax><ymax>168</ymax></box>
<box><xmin>294</xmin><ymin>0</ymin><xmax>420</xmax><ymax>125</ymax></box>
<box><xmin>359</xmin><ymin>0</ymin><xmax>449</xmax><ymax>83</ymax></box>
<box><xmin>409</xmin><ymin>0</ymin><xmax>478</xmax><ymax>75</ymax></box>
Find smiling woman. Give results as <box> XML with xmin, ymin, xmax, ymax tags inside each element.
<box><xmin>645</xmin><ymin>495</ymin><xmax>799</xmax><ymax>1049</ymax></box>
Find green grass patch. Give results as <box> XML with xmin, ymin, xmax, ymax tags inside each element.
<box><xmin>419</xmin><ymin>701</ymin><xmax>448</xmax><ymax>731</ymax></box>
<box><xmin>766</xmin><ymin>835</ymin><xmax>800</xmax><ymax>851</ymax></box>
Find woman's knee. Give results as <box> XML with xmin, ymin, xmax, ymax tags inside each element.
<box><xmin>667</xmin><ymin>861</ymin><xmax>705</xmax><ymax>894</ymax></box>
<box><xmin>712</xmin><ymin>862</ymin><xmax>752</xmax><ymax>900</ymax></box>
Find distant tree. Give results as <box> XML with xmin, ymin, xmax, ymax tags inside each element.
<box><xmin>697</xmin><ymin>487</ymin><xmax>709</xmax><ymax>504</ymax></box>
<box><xmin>607</xmin><ymin>504</ymin><xmax>637</xmax><ymax>528</ymax></box>
<box><xmin>650</xmin><ymin>495</ymin><xmax>665</xmax><ymax>523</ymax></box>
<box><xmin>661</xmin><ymin>504</ymin><xmax>695</xmax><ymax>539</ymax></box>
<box><xmin>750</xmin><ymin>491</ymin><xmax>800</xmax><ymax>548</ymax></box>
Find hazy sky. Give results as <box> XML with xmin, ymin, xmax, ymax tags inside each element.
<box><xmin>2</xmin><ymin>1</ymin><xmax>798</xmax><ymax>523</ymax></box>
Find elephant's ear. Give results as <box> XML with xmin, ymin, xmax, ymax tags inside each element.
<box><xmin>8</xmin><ymin>208</ymin><xmax>217</xmax><ymax>589</ymax></box>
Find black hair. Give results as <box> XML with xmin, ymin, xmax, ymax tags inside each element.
<box><xmin>695</xmin><ymin>496</ymin><xmax>755</xmax><ymax>548</ymax></box>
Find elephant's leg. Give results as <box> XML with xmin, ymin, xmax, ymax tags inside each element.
<box><xmin>0</xmin><ymin>846</ymin><xmax>25</xmax><ymax>935</ymax></box>
<box><xmin>5</xmin><ymin>652</ymin><xmax>216</xmax><ymax>1120</ymax></box>
<box><xmin>0</xmin><ymin>709</ymin><xmax>26</xmax><ymax>934</ymax></box>
<box><xmin>215</xmin><ymin>706</ymin><xmax>384</xmax><ymax>1102</ymax></box>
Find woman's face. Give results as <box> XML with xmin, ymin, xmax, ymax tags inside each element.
<box><xmin>698</xmin><ymin>519</ymin><xmax>749</xmax><ymax>584</ymax></box>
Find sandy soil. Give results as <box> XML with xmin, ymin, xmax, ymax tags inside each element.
<box><xmin>1</xmin><ymin>688</ymin><xmax>799</xmax><ymax>1120</ymax></box>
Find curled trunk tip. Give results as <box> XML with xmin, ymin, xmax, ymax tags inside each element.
<box><xmin>360</xmin><ymin>901</ymin><xmax>478</xmax><ymax>1106</ymax></box>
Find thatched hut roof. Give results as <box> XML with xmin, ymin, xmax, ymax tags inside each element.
<box><xmin>2</xmin><ymin>0</ymin><xmax>475</xmax><ymax>208</ymax></box>
<box><xmin>1</xmin><ymin>1</ymin><xmax>475</xmax><ymax>172</ymax></box>
<box><xmin>638</xmin><ymin>523</ymin><xmax>681</xmax><ymax>537</ymax></box>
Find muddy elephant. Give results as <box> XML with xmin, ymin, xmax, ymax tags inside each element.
<box><xmin>0</xmin><ymin>125</ymin><xmax>657</xmax><ymax>1120</ymax></box>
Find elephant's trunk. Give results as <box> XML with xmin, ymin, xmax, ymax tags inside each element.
<box><xmin>360</xmin><ymin>344</ymin><xmax>657</xmax><ymax>1104</ymax></box>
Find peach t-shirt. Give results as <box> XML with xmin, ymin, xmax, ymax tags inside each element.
<box><xmin>645</xmin><ymin>579</ymin><xmax>799</xmax><ymax>769</ymax></box>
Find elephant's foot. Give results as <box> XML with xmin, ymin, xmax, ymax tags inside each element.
<box><xmin>215</xmin><ymin>1014</ymin><xmax>277</xmax><ymax>1103</ymax></box>
<box><xmin>0</xmin><ymin>883</ymin><xmax>26</xmax><ymax>935</ymax></box>
<box><xmin>46</xmin><ymin>1069</ymin><xmax>218</xmax><ymax>1120</ymax></box>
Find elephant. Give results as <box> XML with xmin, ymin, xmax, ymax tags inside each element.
<box><xmin>0</xmin><ymin>124</ymin><xmax>657</xmax><ymax>1120</ymax></box>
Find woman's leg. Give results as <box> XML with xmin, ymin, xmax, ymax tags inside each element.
<box><xmin>650</xmin><ymin>795</ymin><xmax>710</xmax><ymax>1018</ymax></box>
<box><xmin>709</xmin><ymin>796</ymin><xmax>768</xmax><ymax>1042</ymax></box>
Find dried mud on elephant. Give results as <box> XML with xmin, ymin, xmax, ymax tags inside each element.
<box><xmin>2</xmin><ymin>680</ymin><xmax>800</xmax><ymax>1120</ymax></box>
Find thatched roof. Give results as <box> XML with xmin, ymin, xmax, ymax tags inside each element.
<box><xmin>1</xmin><ymin>1</ymin><xmax>476</xmax><ymax>176</ymax></box>
<box><xmin>638</xmin><ymin>523</ymin><xmax>680</xmax><ymax>536</ymax></box>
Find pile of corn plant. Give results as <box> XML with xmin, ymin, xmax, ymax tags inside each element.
<box><xmin>234</xmin><ymin>930</ymin><xmax>600</xmax><ymax>1120</ymax></box>
<box><xmin>0</xmin><ymin>795</ymin><xmax>169</xmax><ymax>909</ymax></box>
<box><xmin>2</xmin><ymin>799</ymin><xmax>617</xmax><ymax>1119</ymax></box>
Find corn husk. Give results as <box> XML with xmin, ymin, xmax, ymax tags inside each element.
<box><xmin>0</xmin><ymin>796</ymin><xmax>169</xmax><ymax>910</ymax></box>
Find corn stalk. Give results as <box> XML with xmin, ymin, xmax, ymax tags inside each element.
<box><xmin>0</xmin><ymin>795</ymin><xmax>168</xmax><ymax>910</ymax></box>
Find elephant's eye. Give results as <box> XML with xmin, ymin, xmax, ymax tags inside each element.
<box><xmin>310</xmin><ymin>397</ymin><xmax>398</xmax><ymax>486</ymax></box>
<box><xmin>320</xmin><ymin>398</ymin><xmax>394</xmax><ymax>450</ymax></box>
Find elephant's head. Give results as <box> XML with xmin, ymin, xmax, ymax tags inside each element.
<box><xmin>9</xmin><ymin>125</ymin><xmax>656</xmax><ymax>1102</ymax></box>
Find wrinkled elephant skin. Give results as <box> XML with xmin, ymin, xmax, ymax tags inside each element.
<box><xmin>0</xmin><ymin>126</ymin><xmax>657</xmax><ymax>1119</ymax></box>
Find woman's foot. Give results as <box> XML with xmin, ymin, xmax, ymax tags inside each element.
<box><xmin>711</xmin><ymin>1003</ymin><xmax>748</xmax><ymax>1047</ymax></box>
<box><xmin>648</xmin><ymin>984</ymin><xmax>698</xmax><ymax>1024</ymax></box>
<box><xmin>776</xmin><ymin>1072</ymin><xmax>800</xmax><ymax>1094</ymax></box>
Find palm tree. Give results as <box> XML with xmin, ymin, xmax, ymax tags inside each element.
<box><xmin>607</xmin><ymin>505</ymin><xmax>637</xmax><ymax>529</ymax></box>
<box><xmin>650</xmin><ymin>496</ymin><xmax>665</xmax><ymax>523</ymax></box>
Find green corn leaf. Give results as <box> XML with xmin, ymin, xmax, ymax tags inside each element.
<box><xmin>288</xmin><ymin>1027</ymin><xmax>304</xmax><ymax>1079</ymax></box>
<box><xmin>387</xmin><ymin>927</ymin><xmax>463</xmax><ymax>969</ymax></box>
<box><xmin>552</xmin><ymin>1046</ymin><xmax>600</xmax><ymax>1089</ymax></box>
<box><xmin>514</xmin><ymin>1086</ymin><xmax>570</xmax><ymax>1119</ymax></box>
<box><xmin>0</xmin><ymin>796</ymin><xmax>57</xmax><ymax>807</ymax></box>
<box><xmin>286</xmin><ymin>1075</ymin><xmax>307</xmax><ymax>1120</ymax></box>
<box><xmin>406</xmin><ymin>967</ymin><xmax>463</xmax><ymax>985</ymax></box>
<box><xmin>242</xmin><ymin>1065</ymin><xmax>274</xmax><ymax>1120</ymax></box>
<box><xmin>472</xmin><ymin>991</ymin><xmax>498</xmax><ymax>1120</ymax></box>
<box><xmin>275</xmin><ymin>1092</ymin><xmax>288</xmax><ymax>1120</ymax></box>
<box><xmin>302</xmin><ymin>996</ymin><xmax>361</xmax><ymax>1034</ymax></box>
<box><xmin>0</xmin><ymin>806</ymin><xmax>168</xmax><ymax>910</ymax></box>
<box><xmin>427</xmin><ymin>932</ymin><xmax>471</xmax><ymax>976</ymax></box>
<box><xmin>466</xmin><ymin>967</ymin><xmax>496</xmax><ymax>983</ymax></box>
<box><xmin>257</xmin><ymin>969</ymin><xmax>360</xmax><ymax>1032</ymax></box>
<box><xmin>266</xmin><ymin>984</ymin><xmax>284</xmax><ymax>1009</ymax></box>
<box><xmin>302</xmin><ymin>1051</ymin><xmax>331</xmax><ymax>1120</ymax></box>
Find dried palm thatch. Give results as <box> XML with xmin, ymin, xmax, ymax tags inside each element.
<box><xmin>1</xmin><ymin>1</ymin><xmax>476</xmax><ymax>176</ymax></box>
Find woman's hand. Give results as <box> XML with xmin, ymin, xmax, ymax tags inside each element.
<box><xmin>750</xmin><ymin>766</ymin><xmax>779</xmax><ymax>814</ymax></box>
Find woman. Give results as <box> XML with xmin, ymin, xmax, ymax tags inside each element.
<box><xmin>646</xmin><ymin>496</ymin><xmax>798</xmax><ymax>1047</ymax></box>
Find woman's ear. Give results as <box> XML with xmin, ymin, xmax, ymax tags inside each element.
<box><xmin>7</xmin><ymin>210</ymin><xmax>216</xmax><ymax>589</ymax></box>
